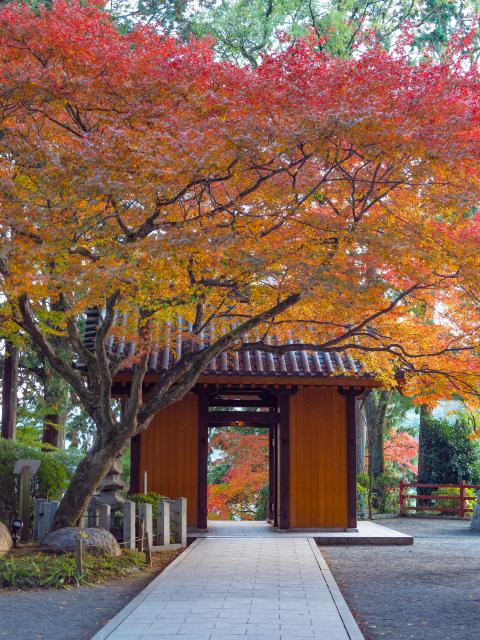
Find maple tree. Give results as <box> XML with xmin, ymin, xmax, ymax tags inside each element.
<box><xmin>384</xmin><ymin>429</ymin><xmax>418</xmax><ymax>474</ymax></box>
<box><xmin>1</xmin><ymin>1</ymin><xmax>480</xmax><ymax>526</ymax></box>
<box><xmin>208</xmin><ymin>427</ymin><xmax>269</xmax><ymax>520</ymax></box>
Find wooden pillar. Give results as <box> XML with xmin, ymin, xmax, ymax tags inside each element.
<box><xmin>268</xmin><ymin>425</ymin><xmax>275</xmax><ymax>522</ymax></box>
<box><xmin>197</xmin><ymin>392</ymin><xmax>209</xmax><ymax>530</ymax></box>
<box><xmin>340</xmin><ymin>387</ymin><xmax>362</xmax><ymax>530</ymax></box>
<box><xmin>1</xmin><ymin>341</ymin><xmax>18</xmax><ymax>440</ymax></box>
<box><xmin>277</xmin><ymin>394</ymin><xmax>290</xmax><ymax>530</ymax></box>
<box><xmin>269</xmin><ymin>388</ymin><xmax>297</xmax><ymax>530</ymax></box>
<box><xmin>273</xmin><ymin>422</ymin><xmax>278</xmax><ymax>527</ymax></box>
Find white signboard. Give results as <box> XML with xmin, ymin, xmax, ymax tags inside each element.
<box><xmin>13</xmin><ymin>459</ymin><xmax>41</xmax><ymax>475</ymax></box>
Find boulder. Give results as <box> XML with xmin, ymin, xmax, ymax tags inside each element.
<box><xmin>0</xmin><ymin>521</ymin><xmax>12</xmax><ymax>555</ymax></box>
<box><xmin>41</xmin><ymin>527</ymin><xmax>121</xmax><ymax>556</ymax></box>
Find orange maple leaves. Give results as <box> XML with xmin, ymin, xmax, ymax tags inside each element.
<box><xmin>208</xmin><ymin>429</ymin><xmax>269</xmax><ymax>520</ymax></box>
<box><xmin>384</xmin><ymin>429</ymin><xmax>418</xmax><ymax>474</ymax></box>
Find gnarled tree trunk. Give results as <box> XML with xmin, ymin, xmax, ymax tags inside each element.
<box><xmin>53</xmin><ymin>422</ymin><xmax>134</xmax><ymax>528</ymax></box>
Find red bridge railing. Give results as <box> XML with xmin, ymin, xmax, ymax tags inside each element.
<box><xmin>399</xmin><ymin>481</ymin><xmax>480</xmax><ymax>518</ymax></box>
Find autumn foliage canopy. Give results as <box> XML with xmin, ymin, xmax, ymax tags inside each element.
<box><xmin>1</xmin><ymin>0</ymin><xmax>480</xmax><ymax>407</ymax></box>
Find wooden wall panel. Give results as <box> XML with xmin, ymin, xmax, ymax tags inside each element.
<box><xmin>138</xmin><ymin>393</ymin><xmax>198</xmax><ymax>527</ymax></box>
<box><xmin>289</xmin><ymin>387</ymin><xmax>348</xmax><ymax>529</ymax></box>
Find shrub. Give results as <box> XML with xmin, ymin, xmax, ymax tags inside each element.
<box><xmin>373</xmin><ymin>468</ymin><xmax>403</xmax><ymax>513</ymax></box>
<box><xmin>431</xmin><ymin>486</ymin><xmax>476</xmax><ymax>515</ymax></box>
<box><xmin>0</xmin><ymin>440</ymin><xmax>81</xmax><ymax>524</ymax></box>
<box><xmin>419</xmin><ymin>415</ymin><xmax>480</xmax><ymax>484</ymax></box>
<box><xmin>127</xmin><ymin>492</ymin><xmax>168</xmax><ymax>509</ymax></box>
<box><xmin>356</xmin><ymin>473</ymin><xmax>369</xmax><ymax>499</ymax></box>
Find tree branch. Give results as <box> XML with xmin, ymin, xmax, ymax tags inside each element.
<box><xmin>17</xmin><ymin>296</ymin><xmax>93</xmax><ymax>411</ymax></box>
<box><xmin>137</xmin><ymin>292</ymin><xmax>301</xmax><ymax>424</ymax></box>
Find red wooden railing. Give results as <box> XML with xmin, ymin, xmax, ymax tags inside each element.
<box><xmin>399</xmin><ymin>481</ymin><xmax>480</xmax><ymax>518</ymax></box>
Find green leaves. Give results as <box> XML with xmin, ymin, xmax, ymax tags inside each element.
<box><xmin>418</xmin><ymin>415</ymin><xmax>480</xmax><ymax>484</ymax></box>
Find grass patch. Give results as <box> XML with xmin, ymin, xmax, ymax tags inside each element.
<box><xmin>0</xmin><ymin>549</ymin><xmax>146</xmax><ymax>589</ymax></box>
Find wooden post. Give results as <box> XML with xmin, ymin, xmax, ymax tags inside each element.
<box><xmin>278</xmin><ymin>394</ymin><xmax>290</xmax><ymax>530</ymax></box>
<box><xmin>139</xmin><ymin>517</ymin><xmax>145</xmax><ymax>553</ymax></box>
<box><xmin>339</xmin><ymin>387</ymin><xmax>362</xmax><ymax>530</ymax></box>
<box><xmin>144</xmin><ymin>528</ymin><xmax>152</xmax><ymax>567</ymax></box>
<box><xmin>19</xmin><ymin>466</ymin><xmax>32</xmax><ymax>542</ymax></box>
<box><xmin>75</xmin><ymin>537</ymin><xmax>84</xmax><ymax>578</ymax></box>
<box><xmin>197</xmin><ymin>392</ymin><xmax>209</xmax><ymax>530</ymax></box>
<box><xmin>1</xmin><ymin>342</ymin><xmax>18</xmax><ymax>440</ymax></box>
<box><xmin>459</xmin><ymin>481</ymin><xmax>466</xmax><ymax>518</ymax></box>
<box><xmin>346</xmin><ymin>389</ymin><xmax>358</xmax><ymax>530</ymax></box>
<box><xmin>273</xmin><ymin>423</ymin><xmax>278</xmax><ymax>527</ymax></box>
<box><xmin>268</xmin><ymin>388</ymin><xmax>296</xmax><ymax>530</ymax></box>
<box><xmin>268</xmin><ymin>425</ymin><xmax>275</xmax><ymax>522</ymax></box>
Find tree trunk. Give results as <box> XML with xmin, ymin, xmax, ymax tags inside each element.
<box><xmin>54</xmin><ymin>425</ymin><xmax>132</xmax><ymax>528</ymax></box>
<box><xmin>356</xmin><ymin>398</ymin><xmax>367</xmax><ymax>474</ymax></box>
<box><xmin>42</xmin><ymin>413</ymin><xmax>63</xmax><ymax>449</ymax></box>
<box><xmin>41</xmin><ymin>369</ymin><xmax>67</xmax><ymax>450</ymax></box>
<box><xmin>417</xmin><ymin>404</ymin><xmax>430</xmax><ymax>482</ymax></box>
<box><xmin>40</xmin><ymin>318</ymin><xmax>70</xmax><ymax>449</ymax></box>
<box><xmin>416</xmin><ymin>404</ymin><xmax>432</xmax><ymax>505</ymax></box>
<box><xmin>365</xmin><ymin>390</ymin><xmax>392</xmax><ymax>510</ymax></box>
<box><xmin>1</xmin><ymin>341</ymin><xmax>19</xmax><ymax>440</ymax></box>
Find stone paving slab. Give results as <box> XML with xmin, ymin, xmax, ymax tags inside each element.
<box><xmin>188</xmin><ymin>520</ymin><xmax>412</xmax><ymax>544</ymax></box>
<box><xmin>91</xmin><ymin>538</ymin><xmax>364</xmax><ymax>640</ymax></box>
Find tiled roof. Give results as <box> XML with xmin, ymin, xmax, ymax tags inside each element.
<box><xmin>83</xmin><ymin>309</ymin><xmax>364</xmax><ymax>379</ymax></box>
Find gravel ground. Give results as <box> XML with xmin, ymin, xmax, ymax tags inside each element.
<box><xmin>320</xmin><ymin>517</ymin><xmax>480</xmax><ymax>640</ymax></box>
<box><xmin>0</xmin><ymin>552</ymin><xmax>181</xmax><ymax>640</ymax></box>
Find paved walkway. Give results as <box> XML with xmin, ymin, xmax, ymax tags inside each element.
<box><xmin>188</xmin><ymin>520</ymin><xmax>412</xmax><ymax>544</ymax></box>
<box><xmin>92</xmin><ymin>538</ymin><xmax>364</xmax><ymax>640</ymax></box>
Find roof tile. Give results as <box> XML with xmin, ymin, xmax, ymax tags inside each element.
<box><xmin>83</xmin><ymin>309</ymin><xmax>364</xmax><ymax>379</ymax></box>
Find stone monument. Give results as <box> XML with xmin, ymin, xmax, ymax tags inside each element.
<box><xmin>90</xmin><ymin>455</ymin><xmax>126</xmax><ymax>511</ymax></box>
<box><xmin>470</xmin><ymin>490</ymin><xmax>480</xmax><ymax>530</ymax></box>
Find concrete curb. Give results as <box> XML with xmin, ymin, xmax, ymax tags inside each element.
<box><xmin>308</xmin><ymin>538</ymin><xmax>365</xmax><ymax>640</ymax></box>
<box><xmin>89</xmin><ymin>539</ymin><xmax>201</xmax><ymax>640</ymax></box>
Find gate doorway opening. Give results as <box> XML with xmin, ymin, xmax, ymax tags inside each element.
<box><xmin>198</xmin><ymin>388</ymin><xmax>289</xmax><ymax>530</ymax></box>
<box><xmin>207</xmin><ymin>425</ymin><xmax>270</xmax><ymax>521</ymax></box>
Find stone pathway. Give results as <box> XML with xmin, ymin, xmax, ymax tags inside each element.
<box><xmin>92</xmin><ymin>538</ymin><xmax>363</xmax><ymax>640</ymax></box>
<box><xmin>188</xmin><ymin>520</ymin><xmax>412</xmax><ymax>544</ymax></box>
